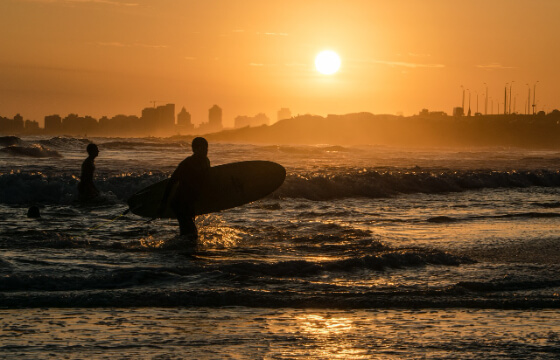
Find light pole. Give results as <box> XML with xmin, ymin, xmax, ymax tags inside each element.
<box><xmin>509</xmin><ymin>81</ymin><xmax>514</xmax><ymax>115</ymax></box>
<box><xmin>468</xmin><ymin>89</ymin><xmax>471</xmax><ymax>116</ymax></box>
<box><xmin>484</xmin><ymin>82</ymin><xmax>488</xmax><ymax>115</ymax></box>
<box><xmin>461</xmin><ymin>85</ymin><xmax>465</xmax><ymax>115</ymax></box>
<box><xmin>476</xmin><ymin>91</ymin><xmax>479</xmax><ymax>114</ymax></box>
<box><xmin>533</xmin><ymin>81</ymin><xmax>539</xmax><ymax>114</ymax></box>
<box><xmin>504</xmin><ymin>83</ymin><xmax>508</xmax><ymax>115</ymax></box>
<box><xmin>526</xmin><ymin>84</ymin><xmax>530</xmax><ymax>115</ymax></box>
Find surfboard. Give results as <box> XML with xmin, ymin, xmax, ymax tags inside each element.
<box><xmin>127</xmin><ymin>160</ymin><xmax>286</xmax><ymax>218</ymax></box>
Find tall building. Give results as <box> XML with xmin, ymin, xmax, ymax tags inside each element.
<box><xmin>158</xmin><ymin>103</ymin><xmax>175</xmax><ymax>130</ymax></box>
<box><xmin>177</xmin><ymin>107</ymin><xmax>194</xmax><ymax>132</ymax></box>
<box><xmin>208</xmin><ymin>105</ymin><xmax>223</xmax><ymax>131</ymax></box>
<box><xmin>44</xmin><ymin>115</ymin><xmax>62</xmax><ymax>133</ymax></box>
<box><xmin>140</xmin><ymin>103</ymin><xmax>175</xmax><ymax>134</ymax></box>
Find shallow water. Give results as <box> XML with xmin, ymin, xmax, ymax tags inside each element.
<box><xmin>2</xmin><ymin>308</ymin><xmax>560</xmax><ymax>359</ymax></box>
<box><xmin>1</xmin><ymin>136</ymin><xmax>560</xmax><ymax>357</ymax></box>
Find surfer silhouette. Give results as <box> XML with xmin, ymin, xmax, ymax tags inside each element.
<box><xmin>78</xmin><ymin>143</ymin><xmax>100</xmax><ymax>201</ymax></box>
<box><xmin>158</xmin><ymin>137</ymin><xmax>210</xmax><ymax>240</ymax></box>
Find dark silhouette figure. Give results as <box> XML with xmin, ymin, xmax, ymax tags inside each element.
<box><xmin>78</xmin><ymin>143</ymin><xmax>100</xmax><ymax>201</ymax></box>
<box><xmin>27</xmin><ymin>206</ymin><xmax>41</xmax><ymax>218</ymax></box>
<box><xmin>159</xmin><ymin>137</ymin><xmax>210</xmax><ymax>240</ymax></box>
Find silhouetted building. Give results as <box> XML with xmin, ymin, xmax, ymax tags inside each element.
<box><xmin>44</xmin><ymin>115</ymin><xmax>62</xmax><ymax>133</ymax></box>
<box><xmin>199</xmin><ymin>105</ymin><xmax>223</xmax><ymax>133</ymax></box>
<box><xmin>0</xmin><ymin>114</ymin><xmax>25</xmax><ymax>134</ymax></box>
<box><xmin>234</xmin><ymin>113</ymin><xmax>269</xmax><ymax>128</ymax></box>
<box><xmin>277</xmin><ymin>108</ymin><xmax>292</xmax><ymax>122</ymax></box>
<box><xmin>25</xmin><ymin>120</ymin><xmax>39</xmax><ymax>132</ymax></box>
<box><xmin>158</xmin><ymin>103</ymin><xmax>175</xmax><ymax>130</ymax></box>
<box><xmin>140</xmin><ymin>104</ymin><xmax>176</xmax><ymax>135</ymax></box>
<box><xmin>13</xmin><ymin>114</ymin><xmax>24</xmax><ymax>132</ymax></box>
<box><xmin>209</xmin><ymin>105</ymin><xmax>222</xmax><ymax>130</ymax></box>
<box><xmin>62</xmin><ymin>114</ymin><xmax>98</xmax><ymax>135</ymax></box>
<box><xmin>177</xmin><ymin>107</ymin><xmax>194</xmax><ymax>131</ymax></box>
<box><xmin>453</xmin><ymin>107</ymin><xmax>464</xmax><ymax>117</ymax></box>
<box><xmin>418</xmin><ymin>109</ymin><xmax>447</xmax><ymax>117</ymax></box>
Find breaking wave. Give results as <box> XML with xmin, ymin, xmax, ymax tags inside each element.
<box><xmin>0</xmin><ymin>144</ymin><xmax>62</xmax><ymax>158</ymax></box>
<box><xmin>2</xmin><ymin>168</ymin><xmax>560</xmax><ymax>204</ymax></box>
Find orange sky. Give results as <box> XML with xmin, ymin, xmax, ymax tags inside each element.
<box><xmin>1</xmin><ymin>0</ymin><xmax>559</xmax><ymax>127</ymax></box>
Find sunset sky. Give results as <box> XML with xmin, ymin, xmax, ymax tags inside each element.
<box><xmin>1</xmin><ymin>0</ymin><xmax>559</xmax><ymax>127</ymax></box>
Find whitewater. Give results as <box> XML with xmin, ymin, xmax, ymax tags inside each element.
<box><xmin>1</xmin><ymin>135</ymin><xmax>560</xmax><ymax>358</ymax></box>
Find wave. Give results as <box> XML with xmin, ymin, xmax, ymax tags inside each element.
<box><xmin>2</xmin><ymin>288</ymin><xmax>560</xmax><ymax>309</ymax></box>
<box><xmin>276</xmin><ymin>169</ymin><xmax>560</xmax><ymax>200</ymax></box>
<box><xmin>0</xmin><ymin>144</ymin><xmax>62</xmax><ymax>158</ymax></box>
<box><xmin>2</xmin><ymin>168</ymin><xmax>560</xmax><ymax>204</ymax></box>
<box><xmin>0</xmin><ymin>172</ymin><xmax>167</xmax><ymax>204</ymax></box>
<box><xmin>101</xmin><ymin>140</ymin><xmax>189</xmax><ymax>150</ymax></box>
<box><xmin>425</xmin><ymin>212</ymin><xmax>560</xmax><ymax>224</ymax></box>
<box><xmin>257</xmin><ymin>144</ymin><xmax>354</xmax><ymax>155</ymax></box>
<box><xmin>0</xmin><ymin>136</ymin><xmax>22</xmax><ymax>147</ymax></box>
<box><xmin>0</xmin><ymin>248</ymin><xmax>473</xmax><ymax>292</ymax></box>
<box><xmin>38</xmin><ymin>136</ymin><xmax>90</xmax><ymax>150</ymax></box>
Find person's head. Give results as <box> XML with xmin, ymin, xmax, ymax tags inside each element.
<box><xmin>27</xmin><ymin>206</ymin><xmax>41</xmax><ymax>218</ymax></box>
<box><xmin>86</xmin><ymin>143</ymin><xmax>99</xmax><ymax>158</ymax></box>
<box><xmin>191</xmin><ymin>137</ymin><xmax>208</xmax><ymax>156</ymax></box>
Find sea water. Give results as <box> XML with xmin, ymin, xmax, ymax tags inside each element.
<box><xmin>1</xmin><ymin>136</ymin><xmax>560</xmax><ymax>358</ymax></box>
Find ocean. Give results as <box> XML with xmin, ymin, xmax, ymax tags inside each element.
<box><xmin>1</xmin><ymin>136</ymin><xmax>560</xmax><ymax>359</ymax></box>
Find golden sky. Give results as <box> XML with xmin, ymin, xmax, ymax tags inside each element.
<box><xmin>1</xmin><ymin>0</ymin><xmax>559</xmax><ymax>127</ymax></box>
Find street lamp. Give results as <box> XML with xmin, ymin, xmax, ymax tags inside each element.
<box><xmin>533</xmin><ymin>81</ymin><xmax>539</xmax><ymax>114</ymax></box>
<box><xmin>460</xmin><ymin>85</ymin><xmax>465</xmax><ymax>115</ymax></box>
<box><xmin>525</xmin><ymin>83</ymin><xmax>530</xmax><ymax>115</ymax></box>
<box><xmin>484</xmin><ymin>82</ymin><xmax>488</xmax><ymax>115</ymax></box>
<box><xmin>468</xmin><ymin>89</ymin><xmax>471</xmax><ymax>116</ymax></box>
<box><xmin>509</xmin><ymin>81</ymin><xmax>514</xmax><ymax>114</ymax></box>
<box><xmin>504</xmin><ymin>83</ymin><xmax>509</xmax><ymax>115</ymax></box>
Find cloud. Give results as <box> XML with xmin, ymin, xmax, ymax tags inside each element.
<box><xmin>374</xmin><ymin>60</ymin><xmax>445</xmax><ymax>68</ymax></box>
<box><xmin>476</xmin><ymin>63</ymin><xmax>516</xmax><ymax>70</ymax></box>
<box><xmin>257</xmin><ymin>32</ymin><xmax>289</xmax><ymax>36</ymax></box>
<box><xmin>249</xmin><ymin>63</ymin><xmax>265</xmax><ymax>67</ymax></box>
<box><xmin>408</xmin><ymin>53</ymin><xmax>432</xmax><ymax>58</ymax></box>
<box><xmin>97</xmin><ymin>42</ymin><xmax>167</xmax><ymax>48</ymax></box>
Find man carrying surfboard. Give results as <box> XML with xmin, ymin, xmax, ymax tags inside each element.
<box><xmin>157</xmin><ymin>137</ymin><xmax>210</xmax><ymax>240</ymax></box>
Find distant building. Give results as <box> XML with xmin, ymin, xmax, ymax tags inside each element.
<box><xmin>13</xmin><ymin>114</ymin><xmax>24</xmax><ymax>132</ymax></box>
<box><xmin>158</xmin><ymin>103</ymin><xmax>175</xmax><ymax>129</ymax></box>
<box><xmin>177</xmin><ymin>107</ymin><xmax>194</xmax><ymax>133</ymax></box>
<box><xmin>277</xmin><ymin>108</ymin><xmax>292</xmax><ymax>122</ymax></box>
<box><xmin>209</xmin><ymin>105</ymin><xmax>222</xmax><ymax>130</ymax></box>
<box><xmin>453</xmin><ymin>107</ymin><xmax>464</xmax><ymax>117</ymax></box>
<box><xmin>25</xmin><ymin>120</ymin><xmax>39</xmax><ymax>132</ymax></box>
<box><xmin>140</xmin><ymin>103</ymin><xmax>175</xmax><ymax>135</ymax></box>
<box><xmin>234</xmin><ymin>113</ymin><xmax>270</xmax><ymax>128</ymax></box>
<box><xmin>198</xmin><ymin>105</ymin><xmax>223</xmax><ymax>133</ymax></box>
<box><xmin>0</xmin><ymin>114</ymin><xmax>24</xmax><ymax>134</ymax></box>
<box><xmin>62</xmin><ymin>114</ymin><xmax>97</xmax><ymax>135</ymax></box>
<box><xmin>177</xmin><ymin>107</ymin><xmax>193</xmax><ymax>127</ymax></box>
<box><xmin>419</xmin><ymin>109</ymin><xmax>447</xmax><ymax>117</ymax></box>
<box><xmin>44</xmin><ymin>115</ymin><xmax>62</xmax><ymax>133</ymax></box>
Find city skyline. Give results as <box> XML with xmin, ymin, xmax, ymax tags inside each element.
<box><xmin>1</xmin><ymin>1</ymin><xmax>559</xmax><ymax>128</ymax></box>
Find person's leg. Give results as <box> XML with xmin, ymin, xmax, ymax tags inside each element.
<box><xmin>172</xmin><ymin>203</ymin><xmax>198</xmax><ymax>239</ymax></box>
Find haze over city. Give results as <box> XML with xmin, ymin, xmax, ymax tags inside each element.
<box><xmin>1</xmin><ymin>0</ymin><xmax>559</xmax><ymax>128</ymax></box>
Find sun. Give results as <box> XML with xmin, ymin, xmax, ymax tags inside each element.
<box><xmin>315</xmin><ymin>50</ymin><xmax>341</xmax><ymax>75</ymax></box>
